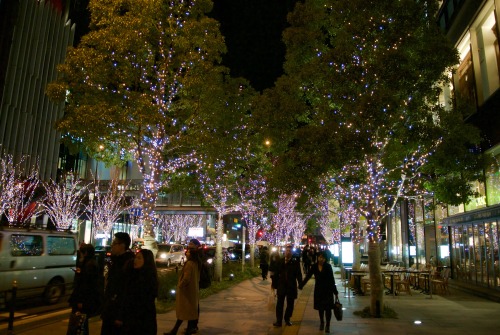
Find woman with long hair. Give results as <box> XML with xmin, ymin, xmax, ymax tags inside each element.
<box><xmin>299</xmin><ymin>251</ymin><xmax>339</xmax><ymax>333</ymax></box>
<box><xmin>68</xmin><ymin>243</ymin><xmax>101</xmax><ymax>335</ymax></box>
<box><xmin>164</xmin><ymin>245</ymin><xmax>201</xmax><ymax>335</ymax></box>
<box><xmin>122</xmin><ymin>248</ymin><xmax>158</xmax><ymax>335</ymax></box>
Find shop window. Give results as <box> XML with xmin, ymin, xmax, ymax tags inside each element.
<box><xmin>465</xmin><ymin>180</ymin><xmax>487</xmax><ymax>212</ymax></box>
<box><xmin>485</xmin><ymin>148</ymin><xmax>500</xmax><ymax>206</ymax></box>
<box><xmin>455</xmin><ymin>50</ymin><xmax>477</xmax><ymax>109</ymax></box>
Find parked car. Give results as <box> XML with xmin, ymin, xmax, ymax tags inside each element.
<box><xmin>202</xmin><ymin>246</ymin><xmax>229</xmax><ymax>264</ymax></box>
<box><xmin>228</xmin><ymin>244</ymin><xmax>259</xmax><ymax>261</ymax></box>
<box><xmin>155</xmin><ymin>243</ymin><xmax>186</xmax><ymax>267</ymax></box>
<box><xmin>0</xmin><ymin>228</ymin><xmax>77</xmax><ymax>304</ymax></box>
<box><xmin>131</xmin><ymin>239</ymin><xmax>144</xmax><ymax>253</ymax></box>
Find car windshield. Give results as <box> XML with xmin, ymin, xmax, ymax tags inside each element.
<box><xmin>158</xmin><ymin>245</ymin><xmax>172</xmax><ymax>252</ymax></box>
<box><xmin>204</xmin><ymin>248</ymin><xmax>216</xmax><ymax>257</ymax></box>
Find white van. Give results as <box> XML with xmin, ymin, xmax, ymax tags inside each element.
<box><xmin>0</xmin><ymin>228</ymin><xmax>77</xmax><ymax>304</ymax></box>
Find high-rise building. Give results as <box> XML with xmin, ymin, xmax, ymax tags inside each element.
<box><xmin>0</xmin><ymin>0</ymin><xmax>74</xmax><ymax>181</ymax></box>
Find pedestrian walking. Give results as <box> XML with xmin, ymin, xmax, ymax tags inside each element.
<box><xmin>121</xmin><ymin>248</ymin><xmax>158</xmax><ymax>335</ymax></box>
<box><xmin>273</xmin><ymin>245</ymin><xmax>303</xmax><ymax>327</ymax></box>
<box><xmin>164</xmin><ymin>243</ymin><xmax>202</xmax><ymax>335</ymax></box>
<box><xmin>302</xmin><ymin>245</ymin><xmax>312</xmax><ymax>275</ymax></box>
<box><xmin>67</xmin><ymin>243</ymin><xmax>101</xmax><ymax>335</ymax></box>
<box><xmin>100</xmin><ymin>232</ymin><xmax>134</xmax><ymax>335</ymax></box>
<box><xmin>269</xmin><ymin>249</ymin><xmax>280</xmax><ymax>297</ymax></box>
<box><xmin>299</xmin><ymin>251</ymin><xmax>339</xmax><ymax>333</ymax></box>
<box><xmin>260</xmin><ymin>246</ymin><xmax>270</xmax><ymax>280</ymax></box>
<box><xmin>187</xmin><ymin>238</ymin><xmax>202</xmax><ymax>334</ymax></box>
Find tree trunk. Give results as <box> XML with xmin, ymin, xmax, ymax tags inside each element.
<box><xmin>214</xmin><ymin>213</ymin><xmax>224</xmax><ymax>282</ymax></box>
<box><xmin>250</xmin><ymin>244</ymin><xmax>255</xmax><ymax>268</ymax></box>
<box><xmin>353</xmin><ymin>243</ymin><xmax>361</xmax><ymax>270</ymax></box>
<box><xmin>367</xmin><ymin>240</ymin><xmax>384</xmax><ymax>317</ymax></box>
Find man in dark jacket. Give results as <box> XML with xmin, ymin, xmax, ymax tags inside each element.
<box><xmin>273</xmin><ymin>245</ymin><xmax>303</xmax><ymax>327</ymax></box>
<box><xmin>100</xmin><ymin>232</ymin><xmax>135</xmax><ymax>335</ymax></box>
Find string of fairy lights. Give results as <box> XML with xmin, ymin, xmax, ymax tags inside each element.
<box><xmin>155</xmin><ymin>213</ymin><xmax>205</xmax><ymax>243</ymax></box>
<box><xmin>42</xmin><ymin>175</ymin><xmax>87</xmax><ymax>231</ymax></box>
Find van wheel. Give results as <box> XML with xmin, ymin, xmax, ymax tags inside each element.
<box><xmin>43</xmin><ymin>278</ymin><xmax>64</xmax><ymax>304</ymax></box>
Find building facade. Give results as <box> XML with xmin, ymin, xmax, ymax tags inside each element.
<box><xmin>0</xmin><ymin>0</ymin><xmax>74</xmax><ymax>181</ymax></box>
<box><xmin>382</xmin><ymin>0</ymin><xmax>500</xmax><ymax>300</ymax></box>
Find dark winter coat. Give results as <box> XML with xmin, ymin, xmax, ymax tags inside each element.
<box><xmin>275</xmin><ymin>257</ymin><xmax>302</xmax><ymax>299</ymax></box>
<box><xmin>122</xmin><ymin>267</ymin><xmax>158</xmax><ymax>335</ymax></box>
<box><xmin>68</xmin><ymin>257</ymin><xmax>102</xmax><ymax>316</ymax></box>
<box><xmin>101</xmin><ymin>250</ymin><xmax>135</xmax><ymax>322</ymax></box>
<box><xmin>300</xmin><ymin>262</ymin><xmax>338</xmax><ymax>310</ymax></box>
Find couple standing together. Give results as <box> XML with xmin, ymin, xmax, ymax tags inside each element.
<box><xmin>272</xmin><ymin>245</ymin><xmax>338</xmax><ymax>333</ymax></box>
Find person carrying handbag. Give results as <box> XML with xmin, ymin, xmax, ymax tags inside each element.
<box><xmin>299</xmin><ymin>251</ymin><xmax>339</xmax><ymax>333</ymax></box>
<box><xmin>67</xmin><ymin>243</ymin><xmax>101</xmax><ymax>335</ymax></box>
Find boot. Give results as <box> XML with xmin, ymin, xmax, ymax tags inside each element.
<box><xmin>319</xmin><ymin>321</ymin><xmax>325</xmax><ymax>330</ymax></box>
<box><xmin>164</xmin><ymin>319</ymin><xmax>182</xmax><ymax>335</ymax></box>
<box><xmin>325</xmin><ymin>322</ymin><xmax>330</xmax><ymax>333</ymax></box>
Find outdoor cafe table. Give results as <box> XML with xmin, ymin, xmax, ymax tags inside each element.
<box><xmin>418</xmin><ymin>270</ymin><xmax>433</xmax><ymax>298</ymax></box>
<box><xmin>382</xmin><ymin>269</ymin><xmax>408</xmax><ymax>296</ymax></box>
<box><xmin>350</xmin><ymin>270</ymin><xmax>369</xmax><ymax>295</ymax></box>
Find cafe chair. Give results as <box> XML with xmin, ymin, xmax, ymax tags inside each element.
<box><xmin>395</xmin><ymin>272</ymin><xmax>412</xmax><ymax>295</ymax></box>
<box><xmin>432</xmin><ymin>268</ymin><xmax>451</xmax><ymax>295</ymax></box>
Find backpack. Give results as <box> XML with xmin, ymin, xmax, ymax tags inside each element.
<box><xmin>199</xmin><ymin>262</ymin><xmax>212</xmax><ymax>289</ymax></box>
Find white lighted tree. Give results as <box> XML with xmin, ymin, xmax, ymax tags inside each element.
<box><xmin>267</xmin><ymin>193</ymin><xmax>303</xmax><ymax>246</ymax></box>
<box><xmin>88</xmin><ymin>178</ymin><xmax>128</xmax><ymax>241</ymax></box>
<box><xmin>156</xmin><ymin>214</ymin><xmax>205</xmax><ymax>243</ymax></box>
<box><xmin>42</xmin><ymin>174</ymin><xmax>88</xmax><ymax>231</ymax></box>
<box><xmin>0</xmin><ymin>154</ymin><xmax>18</xmax><ymax>219</ymax></box>
<box><xmin>198</xmin><ymin>163</ymin><xmax>239</xmax><ymax>281</ymax></box>
<box><xmin>1</xmin><ymin>155</ymin><xmax>41</xmax><ymax>227</ymax></box>
<box><xmin>235</xmin><ymin>173</ymin><xmax>267</xmax><ymax>267</ymax></box>
<box><xmin>47</xmin><ymin>0</ymin><xmax>228</xmax><ymax>251</ymax></box>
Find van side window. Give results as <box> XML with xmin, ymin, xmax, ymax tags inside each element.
<box><xmin>47</xmin><ymin>236</ymin><xmax>76</xmax><ymax>255</ymax></box>
<box><xmin>10</xmin><ymin>234</ymin><xmax>43</xmax><ymax>256</ymax></box>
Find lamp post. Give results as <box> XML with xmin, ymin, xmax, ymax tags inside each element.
<box><xmin>89</xmin><ymin>191</ymin><xmax>95</xmax><ymax>244</ymax></box>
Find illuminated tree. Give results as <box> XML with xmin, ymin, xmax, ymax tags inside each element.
<box><xmin>267</xmin><ymin>193</ymin><xmax>304</xmax><ymax>246</ymax></box>
<box><xmin>87</xmin><ymin>177</ymin><xmax>128</xmax><ymax>241</ymax></box>
<box><xmin>0</xmin><ymin>154</ymin><xmax>41</xmax><ymax>227</ymax></box>
<box><xmin>156</xmin><ymin>213</ymin><xmax>205</xmax><ymax>243</ymax></box>
<box><xmin>197</xmin><ymin>163</ymin><xmax>239</xmax><ymax>281</ymax></box>
<box><xmin>0</xmin><ymin>154</ymin><xmax>18</xmax><ymax>219</ymax></box>
<box><xmin>42</xmin><ymin>174</ymin><xmax>88</xmax><ymax>231</ymax></box>
<box><xmin>252</xmin><ymin>0</ymin><xmax>486</xmax><ymax>316</ymax></box>
<box><xmin>235</xmin><ymin>168</ymin><xmax>268</xmax><ymax>267</ymax></box>
<box><xmin>46</xmin><ymin>0</ymin><xmax>227</xmax><ymax>250</ymax></box>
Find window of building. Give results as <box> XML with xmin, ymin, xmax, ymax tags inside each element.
<box><xmin>474</xmin><ymin>8</ymin><xmax>500</xmax><ymax>103</ymax></box>
<box><xmin>485</xmin><ymin>145</ymin><xmax>500</xmax><ymax>206</ymax></box>
<box><xmin>465</xmin><ymin>180</ymin><xmax>487</xmax><ymax>211</ymax></box>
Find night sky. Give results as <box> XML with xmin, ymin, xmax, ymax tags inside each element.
<box><xmin>211</xmin><ymin>0</ymin><xmax>298</xmax><ymax>91</ymax></box>
<box><xmin>70</xmin><ymin>0</ymin><xmax>298</xmax><ymax>92</ymax></box>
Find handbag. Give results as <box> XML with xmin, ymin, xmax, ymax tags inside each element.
<box><xmin>267</xmin><ymin>288</ymin><xmax>277</xmax><ymax>311</ymax></box>
<box><xmin>333</xmin><ymin>297</ymin><xmax>343</xmax><ymax>321</ymax></box>
<box><xmin>66</xmin><ymin>311</ymin><xmax>87</xmax><ymax>335</ymax></box>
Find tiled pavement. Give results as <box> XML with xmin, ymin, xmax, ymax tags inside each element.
<box><xmin>6</xmin><ymin>267</ymin><xmax>500</xmax><ymax>335</ymax></box>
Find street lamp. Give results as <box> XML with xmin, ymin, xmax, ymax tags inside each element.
<box><xmin>89</xmin><ymin>191</ymin><xmax>95</xmax><ymax>244</ymax></box>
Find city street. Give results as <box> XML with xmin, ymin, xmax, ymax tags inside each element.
<box><xmin>3</xmin><ymin>267</ymin><xmax>500</xmax><ymax>335</ymax></box>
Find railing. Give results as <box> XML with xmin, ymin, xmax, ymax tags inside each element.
<box><xmin>0</xmin><ymin>280</ymin><xmax>72</xmax><ymax>334</ymax></box>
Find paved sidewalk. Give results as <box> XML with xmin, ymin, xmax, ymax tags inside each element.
<box><xmin>6</xmin><ymin>267</ymin><xmax>500</xmax><ymax>335</ymax></box>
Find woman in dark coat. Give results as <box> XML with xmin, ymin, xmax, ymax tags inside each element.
<box><xmin>68</xmin><ymin>244</ymin><xmax>101</xmax><ymax>335</ymax></box>
<box><xmin>122</xmin><ymin>249</ymin><xmax>158</xmax><ymax>335</ymax></box>
<box><xmin>299</xmin><ymin>251</ymin><xmax>339</xmax><ymax>333</ymax></box>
